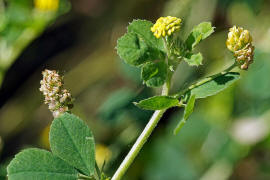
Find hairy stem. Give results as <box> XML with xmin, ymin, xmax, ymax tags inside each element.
<box><xmin>111</xmin><ymin>36</ymin><xmax>173</xmax><ymax>180</ymax></box>
<box><xmin>111</xmin><ymin>80</ymin><xmax>170</xmax><ymax>180</ymax></box>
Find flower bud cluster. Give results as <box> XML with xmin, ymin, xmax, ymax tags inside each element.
<box><xmin>34</xmin><ymin>0</ymin><xmax>59</xmax><ymax>12</ymax></box>
<box><xmin>226</xmin><ymin>26</ymin><xmax>254</xmax><ymax>70</ymax></box>
<box><xmin>40</xmin><ymin>69</ymin><xmax>73</xmax><ymax>118</ymax></box>
<box><xmin>151</xmin><ymin>16</ymin><xmax>181</xmax><ymax>39</ymax></box>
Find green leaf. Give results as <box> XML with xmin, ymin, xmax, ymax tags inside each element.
<box><xmin>127</xmin><ymin>20</ymin><xmax>164</xmax><ymax>52</ymax></box>
<box><xmin>141</xmin><ymin>61</ymin><xmax>167</xmax><ymax>87</ymax></box>
<box><xmin>50</xmin><ymin>113</ymin><xmax>95</xmax><ymax>176</ymax></box>
<box><xmin>134</xmin><ymin>96</ymin><xmax>180</xmax><ymax>110</ymax></box>
<box><xmin>188</xmin><ymin>72</ymin><xmax>240</xmax><ymax>99</ymax></box>
<box><xmin>116</xmin><ymin>32</ymin><xmax>150</xmax><ymax>66</ymax></box>
<box><xmin>185</xmin><ymin>22</ymin><xmax>214</xmax><ymax>50</ymax></box>
<box><xmin>174</xmin><ymin>95</ymin><xmax>196</xmax><ymax>135</ymax></box>
<box><xmin>184</xmin><ymin>94</ymin><xmax>196</xmax><ymax>120</ymax></box>
<box><xmin>184</xmin><ymin>52</ymin><xmax>203</xmax><ymax>66</ymax></box>
<box><xmin>7</xmin><ymin>148</ymin><xmax>78</xmax><ymax>180</ymax></box>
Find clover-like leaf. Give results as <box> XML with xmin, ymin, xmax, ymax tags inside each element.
<box><xmin>141</xmin><ymin>61</ymin><xmax>168</xmax><ymax>87</ymax></box>
<box><xmin>174</xmin><ymin>94</ymin><xmax>196</xmax><ymax>135</ymax></box>
<box><xmin>117</xmin><ymin>32</ymin><xmax>150</xmax><ymax>66</ymax></box>
<box><xmin>7</xmin><ymin>148</ymin><xmax>78</xmax><ymax>180</ymax></box>
<box><xmin>134</xmin><ymin>96</ymin><xmax>180</xmax><ymax>110</ymax></box>
<box><xmin>185</xmin><ymin>22</ymin><xmax>214</xmax><ymax>50</ymax></box>
<box><xmin>128</xmin><ymin>20</ymin><xmax>165</xmax><ymax>52</ymax></box>
<box><xmin>50</xmin><ymin>113</ymin><xmax>95</xmax><ymax>176</ymax></box>
<box><xmin>184</xmin><ymin>52</ymin><xmax>203</xmax><ymax>66</ymax></box>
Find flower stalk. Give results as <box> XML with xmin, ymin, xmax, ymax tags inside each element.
<box><xmin>111</xmin><ymin>80</ymin><xmax>170</xmax><ymax>180</ymax></box>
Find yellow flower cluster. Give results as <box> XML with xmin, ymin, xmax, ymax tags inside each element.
<box><xmin>34</xmin><ymin>0</ymin><xmax>59</xmax><ymax>12</ymax></box>
<box><xmin>151</xmin><ymin>16</ymin><xmax>181</xmax><ymax>38</ymax></box>
<box><xmin>226</xmin><ymin>26</ymin><xmax>254</xmax><ymax>70</ymax></box>
<box><xmin>226</xmin><ymin>26</ymin><xmax>252</xmax><ymax>52</ymax></box>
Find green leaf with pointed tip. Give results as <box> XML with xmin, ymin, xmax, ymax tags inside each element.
<box><xmin>50</xmin><ymin>113</ymin><xmax>95</xmax><ymax>176</ymax></box>
<box><xmin>141</xmin><ymin>61</ymin><xmax>168</xmax><ymax>87</ymax></box>
<box><xmin>174</xmin><ymin>94</ymin><xmax>196</xmax><ymax>135</ymax></box>
<box><xmin>185</xmin><ymin>22</ymin><xmax>214</xmax><ymax>50</ymax></box>
<box><xmin>135</xmin><ymin>96</ymin><xmax>180</xmax><ymax>110</ymax></box>
<box><xmin>116</xmin><ymin>32</ymin><xmax>150</xmax><ymax>66</ymax></box>
<box><xmin>184</xmin><ymin>94</ymin><xmax>196</xmax><ymax>120</ymax></box>
<box><xmin>188</xmin><ymin>72</ymin><xmax>240</xmax><ymax>99</ymax></box>
<box><xmin>184</xmin><ymin>52</ymin><xmax>203</xmax><ymax>66</ymax></box>
<box><xmin>128</xmin><ymin>20</ymin><xmax>164</xmax><ymax>52</ymax></box>
<box><xmin>7</xmin><ymin>148</ymin><xmax>78</xmax><ymax>180</ymax></box>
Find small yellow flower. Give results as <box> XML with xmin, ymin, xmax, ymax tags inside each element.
<box><xmin>226</xmin><ymin>26</ymin><xmax>254</xmax><ymax>70</ymax></box>
<box><xmin>151</xmin><ymin>16</ymin><xmax>181</xmax><ymax>38</ymax></box>
<box><xmin>226</xmin><ymin>26</ymin><xmax>252</xmax><ymax>52</ymax></box>
<box><xmin>34</xmin><ymin>0</ymin><xmax>59</xmax><ymax>12</ymax></box>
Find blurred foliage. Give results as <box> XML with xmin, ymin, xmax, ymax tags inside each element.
<box><xmin>0</xmin><ymin>0</ymin><xmax>70</xmax><ymax>85</ymax></box>
<box><xmin>0</xmin><ymin>0</ymin><xmax>270</xmax><ymax>179</ymax></box>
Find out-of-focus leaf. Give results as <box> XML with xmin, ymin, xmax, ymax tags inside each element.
<box><xmin>185</xmin><ymin>22</ymin><xmax>214</xmax><ymax>50</ymax></box>
<box><xmin>241</xmin><ymin>50</ymin><xmax>270</xmax><ymax>99</ymax></box>
<box><xmin>98</xmin><ymin>88</ymin><xmax>136</xmax><ymax>120</ymax></box>
<box><xmin>134</xmin><ymin>96</ymin><xmax>180</xmax><ymax>110</ymax></box>
<box><xmin>184</xmin><ymin>52</ymin><xmax>203</xmax><ymax>66</ymax></box>
<box><xmin>50</xmin><ymin>113</ymin><xmax>95</xmax><ymax>176</ymax></box>
<box><xmin>141</xmin><ymin>61</ymin><xmax>167</xmax><ymax>87</ymax></box>
<box><xmin>7</xmin><ymin>148</ymin><xmax>78</xmax><ymax>180</ymax></box>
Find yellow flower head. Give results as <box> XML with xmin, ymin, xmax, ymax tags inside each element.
<box><xmin>226</xmin><ymin>26</ymin><xmax>254</xmax><ymax>70</ymax></box>
<box><xmin>34</xmin><ymin>0</ymin><xmax>59</xmax><ymax>12</ymax></box>
<box><xmin>226</xmin><ymin>26</ymin><xmax>252</xmax><ymax>52</ymax></box>
<box><xmin>151</xmin><ymin>16</ymin><xmax>182</xmax><ymax>38</ymax></box>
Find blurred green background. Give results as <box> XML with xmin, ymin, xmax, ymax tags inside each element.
<box><xmin>1</xmin><ymin>0</ymin><xmax>270</xmax><ymax>179</ymax></box>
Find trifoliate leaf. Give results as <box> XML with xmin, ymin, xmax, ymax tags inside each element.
<box><xmin>7</xmin><ymin>148</ymin><xmax>78</xmax><ymax>180</ymax></box>
<box><xmin>134</xmin><ymin>96</ymin><xmax>180</xmax><ymax>110</ymax></box>
<box><xmin>141</xmin><ymin>61</ymin><xmax>167</xmax><ymax>87</ymax></box>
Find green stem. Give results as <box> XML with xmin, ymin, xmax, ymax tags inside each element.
<box><xmin>173</xmin><ymin>62</ymin><xmax>237</xmax><ymax>98</ymax></box>
<box><xmin>111</xmin><ymin>36</ymin><xmax>174</xmax><ymax>180</ymax></box>
<box><xmin>111</xmin><ymin>80</ymin><xmax>170</xmax><ymax>180</ymax></box>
